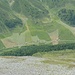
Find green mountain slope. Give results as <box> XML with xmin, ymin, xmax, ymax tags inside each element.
<box><xmin>0</xmin><ymin>0</ymin><xmax>75</xmax><ymax>49</ymax></box>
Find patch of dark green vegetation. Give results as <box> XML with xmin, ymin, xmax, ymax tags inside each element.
<box><xmin>58</xmin><ymin>9</ymin><xmax>75</xmax><ymax>27</ymax></box>
<box><xmin>0</xmin><ymin>43</ymin><xmax>75</xmax><ymax>56</ymax></box>
<box><xmin>5</xmin><ymin>18</ymin><xmax>23</xmax><ymax>29</ymax></box>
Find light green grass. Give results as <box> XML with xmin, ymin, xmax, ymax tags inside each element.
<box><xmin>0</xmin><ymin>40</ymin><xmax>5</xmax><ymax>49</ymax></box>
<box><xmin>33</xmin><ymin>50</ymin><xmax>75</xmax><ymax>68</ymax></box>
<box><xmin>31</xmin><ymin>30</ymin><xmax>51</xmax><ymax>41</ymax></box>
<box><xmin>28</xmin><ymin>19</ymin><xmax>51</xmax><ymax>41</ymax></box>
<box><xmin>27</xmin><ymin>19</ymin><xmax>44</xmax><ymax>31</ymax></box>
<box><xmin>25</xmin><ymin>30</ymin><xmax>32</xmax><ymax>43</ymax></box>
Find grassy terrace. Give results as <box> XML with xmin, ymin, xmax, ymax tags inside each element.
<box><xmin>33</xmin><ymin>50</ymin><xmax>75</xmax><ymax>68</ymax></box>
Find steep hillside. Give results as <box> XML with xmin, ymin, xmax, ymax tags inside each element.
<box><xmin>0</xmin><ymin>0</ymin><xmax>75</xmax><ymax>49</ymax></box>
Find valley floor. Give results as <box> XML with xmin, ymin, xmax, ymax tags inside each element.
<box><xmin>0</xmin><ymin>56</ymin><xmax>75</xmax><ymax>75</ymax></box>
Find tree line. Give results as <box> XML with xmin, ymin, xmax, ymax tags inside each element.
<box><xmin>0</xmin><ymin>43</ymin><xmax>75</xmax><ymax>56</ymax></box>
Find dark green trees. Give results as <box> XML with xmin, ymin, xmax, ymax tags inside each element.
<box><xmin>5</xmin><ymin>18</ymin><xmax>23</xmax><ymax>28</ymax></box>
<box><xmin>1</xmin><ymin>43</ymin><xmax>75</xmax><ymax>56</ymax></box>
<box><xmin>58</xmin><ymin>9</ymin><xmax>75</xmax><ymax>27</ymax></box>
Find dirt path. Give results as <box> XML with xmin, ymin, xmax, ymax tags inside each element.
<box><xmin>8</xmin><ymin>0</ymin><xmax>15</xmax><ymax>6</ymax></box>
<box><xmin>0</xmin><ymin>56</ymin><xmax>75</xmax><ymax>75</ymax></box>
<box><xmin>49</xmin><ymin>30</ymin><xmax>59</xmax><ymax>45</ymax></box>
